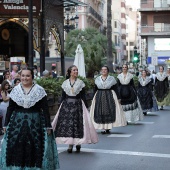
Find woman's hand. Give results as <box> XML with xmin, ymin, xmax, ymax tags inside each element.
<box><xmin>118</xmin><ymin>99</ymin><xmax>121</xmax><ymax>104</ymax></box>
<box><xmin>47</xmin><ymin>129</ymin><xmax>51</xmax><ymax>135</ymax></box>
<box><xmin>3</xmin><ymin>127</ymin><xmax>6</xmax><ymax>133</ymax></box>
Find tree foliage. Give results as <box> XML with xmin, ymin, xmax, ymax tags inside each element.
<box><xmin>65</xmin><ymin>28</ymin><xmax>115</xmax><ymax>77</ymax></box>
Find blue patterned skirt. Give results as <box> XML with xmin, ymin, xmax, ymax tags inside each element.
<box><xmin>0</xmin><ymin>111</ymin><xmax>59</xmax><ymax>170</ymax></box>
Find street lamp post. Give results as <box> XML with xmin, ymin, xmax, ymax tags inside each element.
<box><xmin>75</xmin><ymin>15</ymin><xmax>79</xmax><ymax>29</ymax></box>
<box><xmin>107</xmin><ymin>0</ymin><xmax>113</xmax><ymax>72</ymax></box>
<box><xmin>64</xmin><ymin>7</ymin><xmax>79</xmax><ymax>33</ymax></box>
<box><xmin>62</xmin><ymin>6</ymin><xmax>79</xmax><ymax>76</ymax></box>
<box><xmin>28</xmin><ymin>0</ymin><xmax>33</xmax><ymax>68</ymax></box>
<box><xmin>40</xmin><ymin>0</ymin><xmax>45</xmax><ymax>75</ymax></box>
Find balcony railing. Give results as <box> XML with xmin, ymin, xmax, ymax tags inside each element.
<box><xmin>140</xmin><ymin>0</ymin><xmax>170</xmax><ymax>9</ymax></box>
<box><xmin>87</xmin><ymin>6</ymin><xmax>103</xmax><ymax>24</ymax></box>
<box><xmin>141</xmin><ymin>25</ymin><xmax>170</xmax><ymax>34</ymax></box>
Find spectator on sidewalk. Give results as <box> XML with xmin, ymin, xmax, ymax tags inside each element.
<box><xmin>51</xmin><ymin>66</ymin><xmax>57</xmax><ymax>78</ymax></box>
<box><xmin>11</xmin><ymin>65</ymin><xmax>18</xmax><ymax>80</ymax></box>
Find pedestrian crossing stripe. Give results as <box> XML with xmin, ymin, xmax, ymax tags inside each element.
<box><xmin>107</xmin><ymin>134</ymin><xmax>132</xmax><ymax>138</ymax></box>
<box><xmin>135</xmin><ymin>121</ymin><xmax>154</xmax><ymax>124</ymax></box>
<box><xmin>152</xmin><ymin>135</ymin><xmax>170</xmax><ymax>139</ymax></box>
<box><xmin>57</xmin><ymin>147</ymin><xmax>170</xmax><ymax>159</ymax></box>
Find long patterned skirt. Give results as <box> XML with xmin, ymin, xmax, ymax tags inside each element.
<box><xmin>155</xmin><ymin>80</ymin><xmax>170</xmax><ymax>106</ymax></box>
<box><xmin>138</xmin><ymin>86</ymin><xmax>153</xmax><ymax>112</ymax></box>
<box><xmin>52</xmin><ymin>97</ymin><xmax>98</xmax><ymax>145</ymax></box>
<box><xmin>90</xmin><ymin>90</ymin><xmax>127</xmax><ymax>130</ymax></box>
<box><xmin>0</xmin><ymin>111</ymin><xmax>59</xmax><ymax>170</ymax></box>
<box><xmin>121</xmin><ymin>98</ymin><xmax>144</xmax><ymax>123</ymax></box>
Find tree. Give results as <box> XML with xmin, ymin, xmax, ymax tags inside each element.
<box><xmin>107</xmin><ymin>0</ymin><xmax>113</xmax><ymax>72</ymax></box>
<box><xmin>65</xmin><ymin>28</ymin><xmax>114</xmax><ymax>77</ymax></box>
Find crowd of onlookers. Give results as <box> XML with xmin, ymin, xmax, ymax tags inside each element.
<box><xmin>0</xmin><ymin>65</ymin><xmax>58</xmax><ymax>135</ymax></box>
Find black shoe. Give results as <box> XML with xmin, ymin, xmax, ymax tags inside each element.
<box><xmin>106</xmin><ymin>130</ymin><xmax>110</xmax><ymax>134</ymax></box>
<box><xmin>67</xmin><ymin>148</ymin><xmax>72</xmax><ymax>153</ymax></box>
<box><xmin>160</xmin><ymin>106</ymin><xmax>163</xmax><ymax>110</ymax></box>
<box><xmin>143</xmin><ymin>112</ymin><xmax>147</xmax><ymax>116</ymax></box>
<box><xmin>101</xmin><ymin>131</ymin><xmax>106</xmax><ymax>134</ymax></box>
<box><xmin>101</xmin><ymin>130</ymin><xmax>110</xmax><ymax>134</ymax></box>
<box><xmin>0</xmin><ymin>130</ymin><xmax>4</xmax><ymax>136</ymax></box>
<box><xmin>76</xmin><ymin>145</ymin><xmax>81</xmax><ymax>153</ymax></box>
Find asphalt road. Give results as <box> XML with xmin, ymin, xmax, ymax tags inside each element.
<box><xmin>1</xmin><ymin>107</ymin><xmax>170</xmax><ymax>170</ymax></box>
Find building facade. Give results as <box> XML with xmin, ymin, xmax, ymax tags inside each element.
<box><xmin>77</xmin><ymin>0</ymin><xmax>103</xmax><ymax>30</ymax></box>
<box><xmin>103</xmin><ymin>0</ymin><xmax>127</xmax><ymax>66</ymax></box>
<box><xmin>0</xmin><ymin>0</ymin><xmax>84</xmax><ymax>74</ymax></box>
<box><xmin>139</xmin><ymin>0</ymin><xmax>170</xmax><ymax>69</ymax></box>
<box><xmin>121</xmin><ymin>0</ymin><xmax>127</xmax><ymax>63</ymax></box>
<box><xmin>126</xmin><ymin>6</ymin><xmax>141</xmax><ymax>64</ymax></box>
<box><xmin>111</xmin><ymin>0</ymin><xmax>123</xmax><ymax>66</ymax></box>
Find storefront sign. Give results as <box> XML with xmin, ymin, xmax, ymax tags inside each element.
<box><xmin>0</xmin><ymin>0</ymin><xmax>41</xmax><ymax>16</ymax></box>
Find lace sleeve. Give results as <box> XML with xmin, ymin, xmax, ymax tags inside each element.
<box><xmin>111</xmin><ymin>84</ymin><xmax>120</xmax><ymax>99</ymax></box>
<box><xmin>116</xmin><ymin>79</ymin><xmax>121</xmax><ymax>95</ymax></box>
<box><xmin>117</xmin><ymin>78</ymin><xmax>120</xmax><ymax>86</ymax></box>
<box><xmin>4</xmin><ymin>99</ymin><xmax>17</xmax><ymax>127</ymax></box>
<box><xmin>137</xmin><ymin>81</ymin><xmax>141</xmax><ymax>89</ymax></box>
<box><xmin>80</xmin><ymin>88</ymin><xmax>88</xmax><ymax>108</ymax></box>
<box><xmin>165</xmin><ymin>77</ymin><xmax>169</xmax><ymax>88</ymax></box>
<box><xmin>149</xmin><ymin>81</ymin><xmax>153</xmax><ymax>91</ymax></box>
<box><xmin>41</xmin><ymin>96</ymin><xmax>52</xmax><ymax>128</ymax></box>
<box><xmin>94</xmin><ymin>85</ymin><xmax>98</xmax><ymax>95</ymax></box>
<box><xmin>130</xmin><ymin>79</ymin><xmax>137</xmax><ymax>93</ymax></box>
<box><xmin>155</xmin><ymin>77</ymin><xmax>158</xmax><ymax>85</ymax></box>
<box><xmin>61</xmin><ymin>90</ymin><xmax>66</xmax><ymax>103</ymax></box>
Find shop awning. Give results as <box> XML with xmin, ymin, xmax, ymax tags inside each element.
<box><xmin>52</xmin><ymin>0</ymin><xmax>87</xmax><ymax>7</ymax></box>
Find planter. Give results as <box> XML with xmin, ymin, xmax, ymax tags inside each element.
<box><xmin>0</xmin><ymin>115</ymin><xmax>2</xmax><ymax>128</ymax></box>
<box><xmin>48</xmin><ymin>102</ymin><xmax>58</xmax><ymax>116</ymax></box>
<box><xmin>47</xmin><ymin>93</ymin><xmax>58</xmax><ymax>115</ymax></box>
<box><xmin>86</xmin><ymin>89</ymin><xmax>94</xmax><ymax>107</ymax></box>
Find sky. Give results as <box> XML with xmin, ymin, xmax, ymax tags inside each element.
<box><xmin>126</xmin><ymin>0</ymin><xmax>140</xmax><ymax>9</ymax></box>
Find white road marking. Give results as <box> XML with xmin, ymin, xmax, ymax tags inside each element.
<box><xmin>107</xmin><ymin>134</ymin><xmax>132</xmax><ymax>138</ymax></box>
<box><xmin>152</xmin><ymin>135</ymin><xmax>170</xmax><ymax>139</ymax></box>
<box><xmin>58</xmin><ymin>147</ymin><xmax>170</xmax><ymax>158</ymax></box>
<box><xmin>135</xmin><ymin>121</ymin><xmax>154</xmax><ymax>124</ymax></box>
<box><xmin>58</xmin><ymin>150</ymin><xmax>65</xmax><ymax>154</ymax></box>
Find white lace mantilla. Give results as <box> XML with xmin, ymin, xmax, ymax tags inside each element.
<box><xmin>62</xmin><ymin>78</ymin><xmax>85</xmax><ymax>96</ymax></box>
<box><xmin>117</xmin><ymin>72</ymin><xmax>133</xmax><ymax>85</ymax></box>
<box><xmin>10</xmin><ymin>84</ymin><xmax>47</xmax><ymax>108</ymax></box>
<box><xmin>156</xmin><ymin>72</ymin><xmax>167</xmax><ymax>81</ymax></box>
<box><xmin>95</xmin><ymin>75</ymin><xmax>117</xmax><ymax>89</ymax></box>
<box><xmin>139</xmin><ymin>76</ymin><xmax>151</xmax><ymax>86</ymax></box>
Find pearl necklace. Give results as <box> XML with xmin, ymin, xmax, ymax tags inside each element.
<box><xmin>101</xmin><ymin>76</ymin><xmax>108</xmax><ymax>89</ymax></box>
<box><xmin>69</xmin><ymin>78</ymin><xmax>77</xmax><ymax>94</ymax></box>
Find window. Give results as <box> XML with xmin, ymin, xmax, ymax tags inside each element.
<box><xmin>115</xmin><ymin>35</ymin><xmax>118</xmax><ymax>45</ymax></box>
<box><xmin>130</xmin><ymin>42</ymin><xmax>134</xmax><ymax>46</ymax></box>
<box><xmin>141</xmin><ymin>0</ymin><xmax>147</xmax><ymax>4</ymax></box>
<box><xmin>114</xmin><ymin>21</ymin><xmax>117</xmax><ymax>28</ymax></box>
<box><xmin>141</xmin><ymin>15</ymin><xmax>147</xmax><ymax>26</ymax></box>
<box><xmin>121</xmin><ymin>13</ymin><xmax>126</xmax><ymax>18</ymax></box>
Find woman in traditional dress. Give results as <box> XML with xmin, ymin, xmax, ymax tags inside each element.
<box><xmin>0</xmin><ymin>80</ymin><xmax>10</xmax><ymax>127</ymax></box>
<box><xmin>137</xmin><ymin>70</ymin><xmax>158</xmax><ymax>116</ymax></box>
<box><xmin>117</xmin><ymin>64</ymin><xmax>143</xmax><ymax>123</ymax></box>
<box><xmin>155</xmin><ymin>66</ymin><xmax>170</xmax><ymax>110</ymax></box>
<box><xmin>167</xmin><ymin>68</ymin><xmax>170</xmax><ymax>86</ymax></box>
<box><xmin>52</xmin><ymin>65</ymin><xmax>98</xmax><ymax>153</ymax></box>
<box><xmin>0</xmin><ymin>68</ymin><xmax>59</xmax><ymax>170</ymax></box>
<box><xmin>90</xmin><ymin>66</ymin><xmax>127</xmax><ymax>134</ymax></box>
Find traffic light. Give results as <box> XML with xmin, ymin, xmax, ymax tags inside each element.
<box><xmin>133</xmin><ymin>51</ymin><xmax>140</xmax><ymax>63</ymax></box>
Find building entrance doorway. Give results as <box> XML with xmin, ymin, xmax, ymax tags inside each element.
<box><xmin>0</xmin><ymin>21</ymin><xmax>28</xmax><ymax>62</ymax></box>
